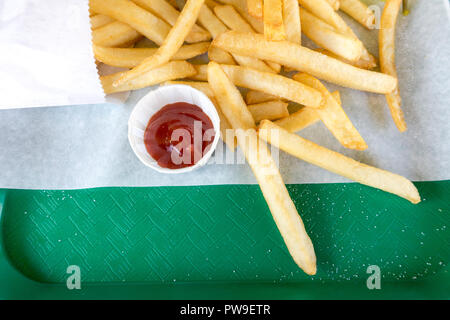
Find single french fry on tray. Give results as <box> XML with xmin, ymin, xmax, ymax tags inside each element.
<box><xmin>300</xmin><ymin>8</ymin><xmax>363</xmax><ymax>62</ymax></box>
<box><xmin>207</xmin><ymin>61</ymin><xmax>317</xmax><ymax>275</ymax></box>
<box><xmin>258</xmin><ymin>121</ymin><xmax>421</xmax><ymax>204</ymax></box>
<box><xmin>213</xmin><ymin>32</ymin><xmax>397</xmax><ymax>94</ymax></box>
<box><xmin>293</xmin><ymin>73</ymin><xmax>367</xmax><ymax>150</ymax></box>
<box><xmin>94</xmin><ymin>42</ymin><xmax>210</xmax><ymax>68</ymax></box>
<box><xmin>131</xmin><ymin>0</ymin><xmax>211</xmax><ymax>43</ymax></box>
<box><xmin>90</xmin><ymin>0</ymin><xmax>171</xmax><ymax>46</ymax></box>
<box><xmin>92</xmin><ymin>21</ymin><xmax>142</xmax><ymax>47</ymax></box>
<box><xmin>101</xmin><ymin>61</ymin><xmax>197</xmax><ymax>94</ymax></box>
<box><xmin>380</xmin><ymin>0</ymin><xmax>407</xmax><ymax>132</ymax></box>
<box><xmin>219</xmin><ymin>64</ymin><xmax>324</xmax><ymax>107</ymax></box>
<box><xmin>247</xmin><ymin>0</ymin><xmax>263</xmax><ymax>19</ymax></box>
<box><xmin>115</xmin><ymin>0</ymin><xmax>206</xmax><ymax>86</ymax></box>
<box><xmin>339</xmin><ymin>0</ymin><xmax>376</xmax><ymax>29</ymax></box>
<box><xmin>248</xmin><ymin>100</ymin><xmax>290</xmax><ymax>123</ymax></box>
<box><xmin>263</xmin><ymin>0</ymin><xmax>286</xmax><ymax>41</ymax></box>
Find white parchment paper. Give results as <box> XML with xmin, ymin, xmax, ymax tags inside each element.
<box><xmin>0</xmin><ymin>0</ymin><xmax>449</xmax><ymax>189</ymax></box>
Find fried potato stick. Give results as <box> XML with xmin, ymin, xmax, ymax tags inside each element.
<box><xmin>213</xmin><ymin>32</ymin><xmax>397</xmax><ymax>94</ymax></box>
<box><xmin>380</xmin><ymin>0</ymin><xmax>407</xmax><ymax>132</ymax></box>
<box><xmin>101</xmin><ymin>61</ymin><xmax>196</xmax><ymax>94</ymax></box>
<box><xmin>208</xmin><ymin>62</ymin><xmax>317</xmax><ymax>275</ymax></box>
<box><xmin>115</xmin><ymin>0</ymin><xmax>205</xmax><ymax>86</ymax></box>
<box><xmin>258</xmin><ymin>120</ymin><xmax>420</xmax><ymax>204</ymax></box>
<box><xmin>94</xmin><ymin>42</ymin><xmax>210</xmax><ymax>68</ymax></box>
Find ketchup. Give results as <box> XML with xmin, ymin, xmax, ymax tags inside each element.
<box><xmin>144</xmin><ymin>102</ymin><xmax>215</xmax><ymax>169</ymax></box>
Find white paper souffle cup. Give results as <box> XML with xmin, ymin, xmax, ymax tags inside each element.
<box><xmin>128</xmin><ymin>85</ymin><xmax>221</xmax><ymax>174</ymax></box>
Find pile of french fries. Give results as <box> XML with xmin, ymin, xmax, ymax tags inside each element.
<box><xmin>90</xmin><ymin>0</ymin><xmax>419</xmax><ymax>275</ymax></box>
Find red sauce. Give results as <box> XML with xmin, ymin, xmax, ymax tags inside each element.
<box><xmin>144</xmin><ymin>102</ymin><xmax>215</xmax><ymax>169</ymax></box>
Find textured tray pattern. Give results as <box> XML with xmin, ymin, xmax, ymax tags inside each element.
<box><xmin>2</xmin><ymin>182</ymin><xmax>449</xmax><ymax>285</ymax></box>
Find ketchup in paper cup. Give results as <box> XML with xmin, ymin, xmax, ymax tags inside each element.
<box><xmin>128</xmin><ymin>85</ymin><xmax>221</xmax><ymax>174</ymax></box>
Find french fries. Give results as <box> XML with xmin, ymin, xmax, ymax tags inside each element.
<box><xmin>298</xmin><ymin>0</ymin><xmax>377</xmax><ymax>68</ymax></box>
<box><xmin>300</xmin><ymin>8</ymin><xmax>363</xmax><ymax>62</ymax></box>
<box><xmin>131</xmin><ymin>0</ymin><xmax>211</xmax><ymax>43</ymax></box>
<box><xmin>101</xmin><ymin>61</ymin><xmax>196</xmax><ymax>94</ymax></box>
<box><xmin>90</xmin><ymin>14</ymin><xmax>115</xmax><ymax>30</ymax></box>
<box><xmin>258</xmin><ymin>121</ymin><xmax>421</xmax><ymax>204</ymax></box>
<box><xmin>293</xmin><ymin>73</ymin><xmax>367</xmax><ymax>150</ymax></box>
<box><xmin>283</xmin><ymin>0</ymin><xmax>301</xmax><ymax>45</ymax></box>
<box><xmin>219</xmin><ymin>64</ymin><xmax>323</xmax><ymax>107</ymax></box>
<box><xmin>274</xmin><ymin>107</ymin><xmax>320</xmax><ymax>133</ymax></box>
<box><xmin>90</xmin><ymin>0</ymin><xmax>171</xmax><ymax>46</ymax></box>
<box><xmin>94</xmin><ymin>42</ymin><xmax>210</xmax><ymax>68</ymax></box>
<box><xmin>380</xmin><ymin>0</ymin><xmax>407</xmax><ymax>132</ymax></box>
<box><xmin>340</xmin><ymin>0</ymin><xmax>376</xmax><ymax>29</ymax></box>
<box><xmin>219</xmin><ymin>0</ymin><xmax>264</xmax><ymax>33</ymax></box>
<box><xmin>246</xmin><ymin>91</ymin><xmax>279</xmax><ymax>104</ymax></box>
<box><xmin>92</xmin><ymin>21</ymin><xmax>142</xmax><ymax>47</ymax></box>
<box><xmin>213</xmin><ymin>31</ymin><xmax>397</xmax><ymax>94</ymax></box>
<box><xmin>273</xmin><ymin>91</ymin><xmax>341</xmax><ymax>133</ymax></box>
<box><xmin>213</xmin><ymin>5</ymin><xmax>274</xmax><ymax>73</ymax></box>
<box><xmin>189</xmin><ymin>64</ymin><xmax>209</xmax><ymax>81</ymax></box>
<box><xmin>263</xmin><ymin>0</ymin><xmax>286</xmax><ymax>41</ymax></box>
<box><xmin>314</xmin><ymin>48</ymin><xmax>375</xmax><ymax>70</ymax></box>
<box><xmin>208</xmin><ymin>62</ymin><xmax>317</xmax><ymax>275</ymax></box>
<box><xmin>247</xmin><ymin>0</ymin><xmax>263</xmax><ymax>19</ymax></box>
<box><xmin>248</xmin><ymin>100</ymin><xmax>289</xmax><ymax>122</ymax></box>
<box><xmin>115</xmin><ymin>0</ymin><xmax>205</xmax><ymax>86</ymax></box>
<box><xmin>208</xmin><ymin>45</ymin><xmax>237</xmax><ymax>64</ymax></box>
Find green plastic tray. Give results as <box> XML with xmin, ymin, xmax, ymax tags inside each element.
<box><xmin>0</xmin><ymin>181</ymin><xmax>449</xmax><ymax>299</ymax></box>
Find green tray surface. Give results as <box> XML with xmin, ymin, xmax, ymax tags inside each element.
<box><xmin>0</xmin><ymin>181</ymin><xmax>449</xmax><ymax>299</ymax></box>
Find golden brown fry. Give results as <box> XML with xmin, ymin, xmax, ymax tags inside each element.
<box><xmin>208</xmin><ymin>45</ymin><xmax>237</xmax><ymax>64</ymax></box>
<box><xmin>208</xmin><ymin>62</ymin><xmax>317</xmax><ymax>275</ymax></box>
<box><xmin>115</xmin><ymin>0</ymin><xmax>205</xmax><ymax>86</ymax></box>
<box><xmin>293</xmin><ymin>73</ymin><xmax>367</xmax><ymax>150</ymax></box>
<box><xmin>213</xmin><ymin>32</ymin><xmax>397</xmax><ymax>94</ymax></box>
<box><xmin>219</xmin><ymin>64</ymin><xmax>323</xmax><ymax>107</ymax></box>
<box><xmin>189</xmin><ymin>64</ymin><xmax>209</xmax><ymax>81</ymax></box>
<box><xmin>247</xmin><ymin>0</ymin><xmax>263</xmax><ymax>19</ymax></box>
<box><xmin>273</xmin><ymin>90</ymin><xmax>340</xmax><ymax>133</ymax></box>
<box><xmin>300</xmin><ymin>8</ymin><xmax>363</xmax><ymax>62</ymax></box>
<box><xmin>314</xmin><ymin>48</ymin><xmax>375</xmax><ymax>70</ymax></box>
<box><xmin>219</xmin><ymin>0</ymin><xmax>264</xmax><ymax>33</ymax></box>
<box><xmin>198</xmin><ymin>3</ymin><xmax>229</xmax><ymax>37</ymax></box>
<box><xmin>274</xmin><ymin>108</ymin><xmax>320</xmax><ymax>132</ymax></box>
<box><xmin>258</xmin><ymin>120</ymin><xmax>421</xmax><ymax>204</ymax></box>
<box><xmin>283</xmin><ymin>0</ymin><xmax>301</xmax><ymax>45</ymax></box>
<box><xmin>340</xmin><ymin>0</ymin><xmax>375</xmax><ymax>29</ymax></box>
<box><xmin>101</xmin><ymin>61</ymin><xmax>196</xmax><ymax>94</ymax></box>
<box><xmin>163</xmin><ymin>80</ymin><xmax>237</xmax><ymax>150</ymax></box>
<box><xmin>263</xmin><ymin>0</ymin><xmax>286</xmax><ymax>41</ymax></box>
<box><xmin>90</xmin><ymin>14</ymin><xmax>115</xmax><ymax>30</ymax></box>
<box><xmin>298</xmin><ymin>0</ymin><xmax>376</xmax><ymax>67</ymax></box>
<box><xmin>246</xmin><ymin>91</ymin><xmax>279</xmax><ymax>104</ymax></box>
<box><xmin>92</xmin><ymin>21</ymin><xmax>142</xmax><ymax>47</ymax></box>
<box><xmin>205</xmin><ymin>0</ymin><xmax>221</xmax><ymax>8</ymax></box>
<box><xmin>131</xmin><ymin>0</ymin><xmax>211</xmax><ymax>43</ymax></box>
<box><xmin>94</xmin><ymin>42</ymin><xmax>210</xmax><ymax>68</ymax></box>
<box><xmin>380</xmin><ymin>0</ymin><xmax>406</xmax><ymax>132</ymax></box>
<box><xmin>90</xmin><ymin>0</ymin><xmax>171</xmax><ymax>46</ymax></box>
<box><xmin>248</xmin><ymin>100</ymin><xmax>289</xmax><ymax>122</ymax></box>
<box><xmin>213</xmin><ymin>5</ymin><xmax>274</xmax><ymax>73</ymax></box>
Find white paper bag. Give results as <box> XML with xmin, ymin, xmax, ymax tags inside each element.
<box><xmin>0</xmin><ymin>0</ymin><xmax>106</xmax><ymax>109</ymax></box>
